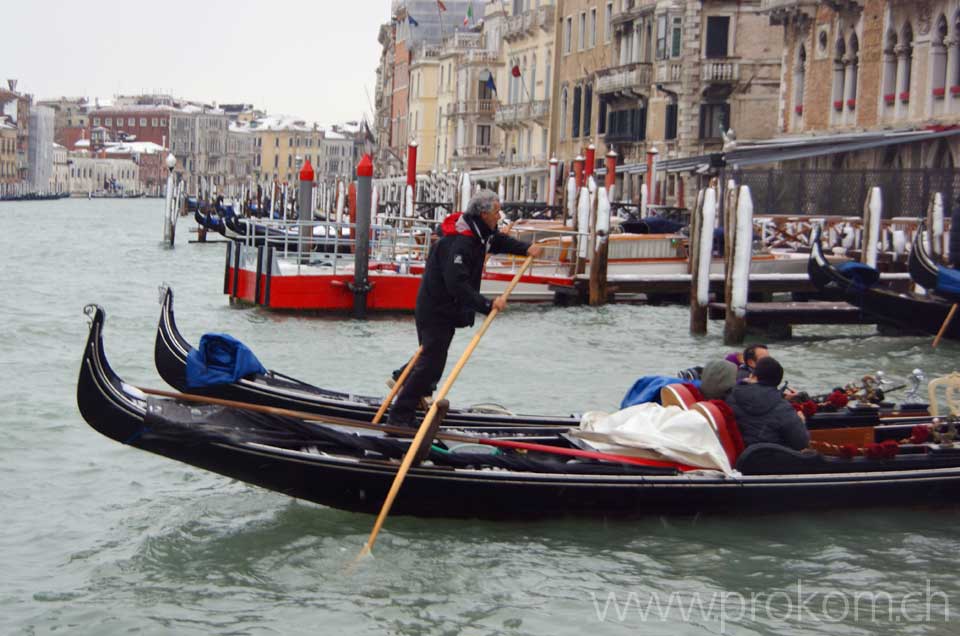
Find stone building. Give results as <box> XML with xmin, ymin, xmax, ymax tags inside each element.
<box><xmin>761</xmin><ymin>0</ymin><xmax>960</xmax><ymax>170</ymax></box>
<box><xmin>52</xmin><ymin>143</ymin><xmax>69</xmax><ymax>194</ymax></box>
<box><xmin>495</xmin><ymin>0</ymin><xmax>558</xmax><ymax>200</ymax></box>
<box><xmin>36</xmin><ymin>97</ymin><xmax>89</xmax><ymax>148</ymax></box>
<box><xmin>27</xmin><ymin>106</ymin><xmax>54</xmax><ymax>193</ymax></box>
<box><xmin>0</xmin><ymin>122</ymin><xmax>17</xmax><ymax>195</ymax></box>
<box><xmin>68</xmin><ymin>155</ymin><xmax>139</xmax><ymax>196</ymax></box>
<box><xmin>553</xmin><ymin>0</ymin><xmax>615</xmax><ymax>168</ymax></box>
<box><xmin>409</xmin><ymin>43</ymin><xmax>442</xmax><ymax>172</ymax></box>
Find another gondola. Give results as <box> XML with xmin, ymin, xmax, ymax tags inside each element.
<box><xmin>154</xmin><ymin>287</ymin><xmax>578</xmax><ymax>430</ymax></box>
<box><xmin>194</xmin><ymin>209</ymin><xmax>226</xmax><ymax>235</ymax></box>
<box><xmin>808</xmin><ymin>225</ymin><xmax>960</xmax><ymax>339</ymax></box>
<box><xmin>908</xmin><ymin>221</ymin><xmax>960</xmax><ymax>301</ymax></box>
<box><xmin>80</xmin><ymin>303</ymin><xmax>960</xmax><ymax>518</ymax></box>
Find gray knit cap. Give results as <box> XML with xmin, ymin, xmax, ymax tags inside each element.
<box><xmin>700</xmin><ymin>360</ymin><xmax>737</xmax><ymax>399</ymax></box>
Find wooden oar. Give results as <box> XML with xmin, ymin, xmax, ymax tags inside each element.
<box><xmin>933</xmin><ymin>304</ymin><xmax>958</xmax><ymax>348</ymax></box>
<box><xmin>137</xmin><ymin>385</ymin><xmax>693</xmax><ymax>470</ymax></box>
<box><xmin>357</xmin><ymin>255</ymin><xmax>535</xmax><ymax>560</ymax></box>
<box><xmin>372</xmin><ymin>346</ymin><xmax>422</xmax><ymax>424</ymax></box>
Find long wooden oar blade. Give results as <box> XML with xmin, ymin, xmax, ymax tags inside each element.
<box><xmin>357</xmin><ymin>255</ymin><xmax>535</xmax><ymax>559</ymax></box>
<box><xmin>933</xmin><ymin>303</ymin><xmax>958</xmax><ymax>348</ymax></box>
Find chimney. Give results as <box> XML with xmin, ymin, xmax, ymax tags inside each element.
<box><xmin>7</xmin><ymin>79</ymin><xmax>17</xmax><ymax>91</ymax></box>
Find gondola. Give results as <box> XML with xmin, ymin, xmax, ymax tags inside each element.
<box><xmin>194</xmin><ymin>209</ymin><xmax>226</xmax><ymax>235</ymax></box>
<box><xmin>80</xmin><ymin>302</ymin><xmax>960</xmax><ymax>518</ymax></box>
<box><xmin>908</xmin><ymin>221</ymin><xmax>960</xmax><ymax>301</ymax></box>
<box><xmin>223</xmin><ymin>214</ymin><xmax>338</xmax><ymax>252</ymax></box>
<box><xmin>154</xmin><ymin>287</ymin><xmax>578</xmax><ymax>430</ymax></box>
<box><xmin>808</xmin><ymin>225</ymin><xmax>960</xmax><ymax>340</ymax></box>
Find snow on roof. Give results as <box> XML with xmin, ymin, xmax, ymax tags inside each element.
<box><xmin>107</xmin><ymin>141</ymin><xmax>166</xmax><ymax>154</ymax></box>
<box><xmin>250</xmin><ymin>115</ymin><xmax>317</xmax><ymax>132</ymax></box>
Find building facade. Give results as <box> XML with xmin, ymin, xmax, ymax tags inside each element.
<box><xmin>0</xmin><ymin>123</ymin><xmax>17</xmax><ymax>194</ymax></box>
<box><xmin>27</xmin><ymin>106</ymin><xmax>54</xmax><ymax>193</ymax></box>
<box><xmin>68</xmin><ymin>155</ymin><xmax>139</xmax><ymax>196</ymax></box>
<box><xmin>762</xmin><ymin>0</ymin><xmax>960</xmax><ymax>170</ymax></box>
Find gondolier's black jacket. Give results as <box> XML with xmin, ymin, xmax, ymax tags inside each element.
<box><xmin>416</xmin><ymin>212</ymin><xmax>530</xmax><ymax>328</ymax></box>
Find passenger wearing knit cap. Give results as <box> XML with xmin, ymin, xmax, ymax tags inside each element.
<box><xmin>700</xmin><ymin>360</ymin><xmax>738</xmax><ymax>400</ymax></box>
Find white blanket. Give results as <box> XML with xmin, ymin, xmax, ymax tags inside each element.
<box><xmin>574</xmin><ymin>403</ymin><xmax>735</xmax><ymax>475</ymax></box>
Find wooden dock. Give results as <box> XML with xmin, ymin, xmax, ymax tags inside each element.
<box><xmin>707</xmin><ymin>301</ymin><xmax>876</xmax><ymax>338</ymax></box>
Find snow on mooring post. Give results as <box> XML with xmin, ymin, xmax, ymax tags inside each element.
<box><xmin>565</xmin><ymin>172</ymin><xmax>577</xmax><ymax>228</ymax></box>
<box><xmin>298</xmin><ymin>158</ymin><xmax>314</xmax><ymax>255</ymax></box>
<box><xmin>645</xmin><ymin>146</ymin><xmax>658</xmax><ymax>208</ymax></box>
<box><xmin>640</xmin><ymin>182</ymin><xmax>649</xmax><ymax>218</ymax></box>
<box><xmin>861</xmin><ymin>186</ymin><xmax>882</xmax><ymax>269</ymax></box>
<box><xmin>575</xmin><ymin>180</ymin><xmax>592</xmax><ymax>276</ymax></box>
<box><xmin>406</xmin><ymin>140</ymin><xmax>418</xmax><ymax>222</ymax></box>
<box><xmin>589</xmin><ymin>184</ymin><xmax>612</xmax><ymax>306</ymax></box>
<box><xmin>725</xmin><ymin>186</ymin><xmax>754</xmax><ymax>345</ymax></box>
<box><xmin>929</xmin><ymin>192</ymin><xmax>945</xmax><ymax>259</ymax></box>
<box><xmin>336</xmin><ymin>179</ymin><xmax>346</xmax><ymax>224</ymax></box>
<box><xmin>547</xmin><ymin>157</ymin><xmax>558</xmax><ymax>207</ymax></box>
<box><xmin>460</xmin><ymin>171</ymin><xmax>472</xmax><ymax>212</ymax></box>
<box><xmin>352</xmin><ymin>154</ymin><xmax>374</xmax><ymax>319</ymax></box>
<box><xmin>722</xmin><ymin>179</ymin><xmax>739</xmax><ymax>298</ymax></box>
<box><xmin>573</xmin><ymin>155</ymin><xmax>585</xmax><ymax>189</ymax></box>
<box><xmin>689</xmin><ymin>185</ymin><xmax>717</xmax><ymax>335</ymax></box>
<box><xmin>163</xmin><ymin>153</ymin><xmax>176</xmax><ymax>246</ymax></box>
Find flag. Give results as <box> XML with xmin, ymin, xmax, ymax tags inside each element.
<box><xmin>408</xmin><ymin>14</ymin><xmax>419</xmax><ymax>27</ymax></box>
<box><xmin>511</xmin><ymin>65</ymin><xmax>521</xmax><ymax>78</ymax></box>
<box><xmin>436</xmin><ymin>0</ymin><xmax>446</xmax><ymax>11</ymax></box>
<box><xmin>463</xmin><ymin>3</ymin><xmax>472</xmax><ymax>25</ymax></box>
<box><xmin>485</xmin><ymin>74</ymin><xmax>497</xmax><ymax>93</ymax></box>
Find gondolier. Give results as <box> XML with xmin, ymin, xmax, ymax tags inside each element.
<box><xmin>387</xmin><ymin>190</ymin><xmax>543</xmax><ymax>428</ymax></box>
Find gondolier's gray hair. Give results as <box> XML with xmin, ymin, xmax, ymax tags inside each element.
<box><xmin>466</xmin><ymin>190</ymin><xmax>500</xmax><ymax>217</ymax></box>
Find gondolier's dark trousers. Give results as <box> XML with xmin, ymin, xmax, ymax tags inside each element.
<box><xmin>387</xmin><ymin>319</ymin><xmax>456</xmax><ymax>428</ymax></box>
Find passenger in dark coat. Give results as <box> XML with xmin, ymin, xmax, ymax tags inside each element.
<box><xmin>726</xmin><ymin>357</ymin><xmax>809</xmax><ymax>450</ymax></box>
<box><xmin>387</xmin><ymin>190</ymin><xmax>543</xmax><ymax>428</ymax></box>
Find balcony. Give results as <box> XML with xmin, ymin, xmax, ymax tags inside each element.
<box><xmin>596</xmin><ymin>63</ymin><xmax>653</xmax><ymax>97</ymax></box>
<box><xmin>758</xmin><ymin>0</ymin><xmax>819</xmax><ymax>25</ymax></box>
<box><xmin>450</xmin><ymin>100</ymin><xmax>497</xmax><ymax>117</ymax></box>
<box><xmin>458</xmin><ymin>50</ymin><xmax>500</xmax><ymax>66</ymax></box>
<box><xmin>453</xmin><ymin>145</ymin><xmax>501</xmax><ymax>168</ymax></box>
<box><xmin>495</xmin><ymin>100</ymin><xmax>550</xmax><ymax>128</ymax></box>
<box><xmin>701</xmin><ymin>60</ymin><xmax>739</xmax><ymax>83</ymax></box>
<box><xmin>656</xmin><ymin>61</ymin><xmax>683</xmax><ymax>83</ymax></box>
<box><xmin>504</xmin><ymin>5</ymin><xmax>555</xmax><ymax>42</ymax></box>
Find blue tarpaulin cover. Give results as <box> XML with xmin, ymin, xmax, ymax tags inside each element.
<box><xmin>185</xmin><ymin>334</ymin><xmax>267</xmax><ymax>388</ymax></box>
<box><xmin>937</xmin><ymin>265</ymin><xmax>960</xmax><ymax>297</ymax></box>
<box><xmin>837</xmin><ymin>261</ymin><xmax>880</xmax><ymax>289</ymax></box>
<box><xmin>620</xmin><ymin>376</ymin><xmax>701</xmax><ymax>409</ymax></box>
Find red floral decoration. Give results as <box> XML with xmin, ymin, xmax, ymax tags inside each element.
<box><xmin>880</xmin><ymin>439</ymin><xmax>900</xmax><ymax>459</ymax></box>
<box><xmin>792</xmin><ymin>402</ymin><xmax>803</xmax><ymax>413</ymax></box>
<box><xmin>933</xmin><ymin>87</ymin><xmax>946</xmax><ymax>98</ymax></box>
<box><xmin>833</xmin><ymin>100</ymin><xmax>844</xmax><ymax>111</ymax></box>
<box><xmin>795</xmin><ymin>104</ymin><xmax>804</xmax><ymax>115</ymax></box>
<box><xmin>900</xmin><ymin>91</ymin><xmax>910</xmax><ymax>102</ymax></box>
<box><xmin>951</xmin><ymin>86</ymin><xmax>960</xmax><ymax>96</ymax></box>
<box><xmin>846</xmin><ymin>98</ymin><xmax>856</xmax><ymax>109</ymax></box>
<box><xmin>801</xmin><ymin>400</ymin><xmax>818</xmax><ymax>418</ymax></box>
<box><xmin>827</xmin><ymin>390</ymin><xmax>849</xmax><ymax>409</ymax></box>
<box><xmin>839</xmin><ymin>444</ymin><xmax>858</xmax><ymax>459</ymax></box>
<box><xmin>911</xmin><ymin>425</ymin><xmax>931</xmax><ymax>444</ymax></box>
<box><xmin>884</xmin><ymin>93</ymin><xmax>896</xmax><ymax>104</ymax></box>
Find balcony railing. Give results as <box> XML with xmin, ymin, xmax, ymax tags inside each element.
<box><xmin>451</xmin><ymin>100</ymin><xmax>497</xmax><ymax>116</ymax></box>
<box><xmin>656</xmin><ymin>61</ymin><xmax>683</xmax><ymax>83</ymax></box>
<box><xmin>495</xmin><ymin>100</ymin><xmax>551</xmax><ymax>127</ymax></box>
<box><xmin>596</xmin><ymin>63</ymin><xmax>653</xmax><ymax>95</ymax></box>
<box><xmin>456</xmin><ymin>145</ymin><xmax>496</xmax><ymax>160</ymax></box>
<box><xmin>459</xmin><ymin>50</ymin><xmax>500</xmax><ymax>65</ymax></box>
<box><xmin>504</xmin><ymin>5</ymin><xmax>555</xmax><ymax>41</ymax></box>
<box><xmin>702</xmin><ymin>60</ymin><xmax>739</xmax><ymax>82</ymax></box>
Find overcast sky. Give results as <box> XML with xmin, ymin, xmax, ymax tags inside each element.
<box><xmin>1</xmin><ymin>0</ymin><xmax>385</xmax><ymax>125</ymax></box>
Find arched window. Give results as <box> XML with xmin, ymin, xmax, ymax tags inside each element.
<box><xmin>583</xmin><ymin>84</ymin><xmax>593</xmax><ymax>137</ymax></box>
<box><xmin>846</xmin><ymin>33</ymin><xmax>859</xmax><ymax>108</ymax></box>
<box><xmin>560</xmin><ymin>87</ymin><xmax>568</xmax><ymax>141</ymax></box>
<box><xmin>932</xmin><ymin>15</ymin><xmax>949</xmax><ymax>97</ymax></box>
<box><xmin>794</xmin><ymin>44</ymin><xmax>806</xmax><ymax>116</ymax></box>
<box><xmin>572</xmin><ymin>85</ymin><xmax>582</xmax><ymax>138</ymax></box>
<box><xmin>883</xmin><ymin>30</ymin><xmax>898</xmax><ymax>105</ymax></box>
<box><xmin>833</xmin><ymin>38</ymin><xmax>846</xmax><ymax>111</ymax></box>
<box><xmin>900</xmin><ymin>23</ymin><xmax>914</xmax><ymax>102</ymax></box>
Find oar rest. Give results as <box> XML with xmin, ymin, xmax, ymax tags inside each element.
<box><xmin>808</xmin><ymin>426</ymin><xmax>874</xmax><ymax>447</ymax></box>
<box><xmin>928</xmin><ymin>372</ymin><xmax>960</xmax><ymax>416</ymax></box>
<box><xmin>660</xmin><ymin>384</ymin><xmax>699</xmax><ymax>410</ymax></box>
<box><xmin>692</xmin><ymin>401</ymin><xmax>745</xmax><ymax>466</ymax></box>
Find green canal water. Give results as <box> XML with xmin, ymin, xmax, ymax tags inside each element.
<box><xmin>2</xmin><ymin>199</ymin><xmax>959</xmax><ymax>635</ymax></box>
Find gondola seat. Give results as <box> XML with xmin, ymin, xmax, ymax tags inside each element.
<box><xmin>693</xmin><ymin>401</ymin><xmax>745</xmax><ymax>467</ymax></box>
<box><xmin>734</xmin><ymin>443</ymin><xmax>826</xmax><ymax>475</ymax></box>
<box><xmin>660</xmin><ymin>384</ymin><xmax>699</xmax><ymax>410</ymax></box>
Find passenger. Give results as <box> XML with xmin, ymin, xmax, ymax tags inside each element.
<box><xmin>726</xmin><ymin>357</ymin><xmax>810</xmax><ymax>450</ymax></box>
<box><xmin>736</xmin><ymin>343</ymin><xmax>769</xmax><ymax>382</ymax></box>
<box><xmin>700</xmin><ymin>360</ymin><xmax>738</xmax><ymax>400</ymax></box>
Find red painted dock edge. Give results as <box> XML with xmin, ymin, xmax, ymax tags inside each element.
<box><xmin>227</xmin><ymin>267</ymin><xmax>421</xmax><ymax>311</ymax></box>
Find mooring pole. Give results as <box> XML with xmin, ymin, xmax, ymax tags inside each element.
<box><xmin>861</xmin><ymin>186</ymin><xmax>882</xmax><ymax>268</ymax></box>
<box><xmin>724</xmin><ymin>186</ymin><xmax>754</xmax><ymax>345</ymax></box>
<box><xmin>589</xmin><ymin>184</ymin><xmax>611</xmax><ymax>306</ymax></box>
<box><xmin>584</xmin><ymin>144</ymin><xmax>596</xmax><ymax>180</ymax></box>
<box><xmin>298</xmin><ymin>159</ymin><xmax>314</xmax><ymax>258</ymax></box>
<box><xmin>547</xmin><ymin>157</ymin><xmax>558</xmax><ymax>208</ymax></box>
<box><xmin>352</xmin><ymin>154</ymin><xmax>374</xmax><ymax>319</ymax></box>
<box><xmin>689</xmin><ymin>186</ymin><xmax>716</xmax><ymax>335</ymax></box>
<box><xmin>604</xmin><ymin>148</ymin><xmax>617</xmax><ymax>201</ymax></box>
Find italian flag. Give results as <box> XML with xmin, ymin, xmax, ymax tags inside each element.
<box><xmin>463</xmin><ymin>3</ymin><xmax>472</xmax><ymax>26</ymax></box>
